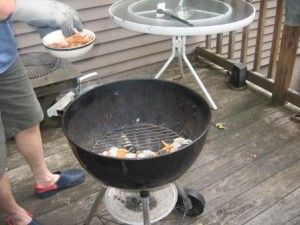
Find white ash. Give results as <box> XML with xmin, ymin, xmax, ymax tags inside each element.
<box><xmin>108</xmin><ymin>147</ymin><xmax>119</xmax><ymax>157</ymax></box>
<box><xmin>125</xmin><ymin>153</ymin><xmax>137</xmax><ymax>159</ymax></box>
<box><xmin>136</xmin><ymin>150</ymin><xmax>158</xmax><ymax>159</ymax></box>
<box><xmin>171</xmin><ymin>137</ymin><xmax>193</xmax><ymax>151</ymax></box>
<box><xmin>101</xmin><ymin>151</ymin><xmax>109</xmax><ymax>156</ymax></box>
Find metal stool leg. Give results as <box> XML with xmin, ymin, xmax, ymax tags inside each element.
<box><xmin>84</xmin><ymin>187</ymin><xmax>106</xmax><ymax>225</ymax></box>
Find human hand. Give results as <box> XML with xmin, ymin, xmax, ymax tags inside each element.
<box><xmin>12</xmin><ymin>0</ymin><xmax>82</xmax><ymax>37</ymax></box>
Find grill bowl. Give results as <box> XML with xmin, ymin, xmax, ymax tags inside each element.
<box><xmin>62</xmin><ymin>79</ymin><xmax>211</xmax><ymax>189</ymax></box>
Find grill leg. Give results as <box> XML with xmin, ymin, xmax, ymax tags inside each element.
<box><xmin>140</xmin><ymin>191</ymin><xmax>151</xmax><ymax>225</ymax></box>
<box><xmin>84</xmin><ymin>187</ymin><xmax>106</xmax><ymax>225</ymax></box>
<box><xmin>175</xmin><ymin>183</ymin><xmax>192</xmax><ymax>211</ymax></box>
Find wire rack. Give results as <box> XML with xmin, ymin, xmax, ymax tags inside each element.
<box><xmin>19</xmin><ymin>52</ymin><xmax>62</xmax><ymax>79</ymax></box>
<box><xmin>92</xmin><ymin>123</ymin><xmax>180</xmax><ymax>153</ymax></box>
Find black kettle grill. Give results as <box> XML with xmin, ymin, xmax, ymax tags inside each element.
<box><xmin>61</xmin><ymin>79</ymin><xmax>211</xmax><ymax>224</ymax></box>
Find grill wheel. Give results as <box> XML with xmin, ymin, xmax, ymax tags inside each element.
<box><xmin>176</xmin><ymin>188</ymin><xmax>206</xmax><ymax>217</ymax></box>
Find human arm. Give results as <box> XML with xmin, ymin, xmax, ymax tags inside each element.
<box><xmin>0</xmin><ymin>0</ymin><xmax>15</xmax><ymax>21</ymax></box>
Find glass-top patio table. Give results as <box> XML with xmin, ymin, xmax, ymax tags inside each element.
<box><xmin>109</xmin><ymin>0</ymin><xmax>255</xmax><ymax>109</ymax></box>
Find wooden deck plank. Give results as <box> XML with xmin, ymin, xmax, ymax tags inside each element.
<box><xmin>7</xmin><ymin>136</ymin><xmax>70</xmax><ymax>170</ymax></box>
<box><xmin>201</xmin><ymin>129</ymin><xmax>300</xmax><ymax>211</ymax></box>
<box><xmin>244</xmin><ymin>187</ymin><xmax>300</xmax><ymax>225</ymax></box>
<box><xmin>13</xmin><ymin>171</ymin><xmax>102</xmax><ymax>218</ymax></box>
<box><xmin>179</xmin><ymin>116</ymin><xmax>298</xmax><ymax>189</ymax></box>
<box><xmin>286</xmin><ymin>216</ymin><xmax>300</xmax><ymax>225</ymax></box>
<box><xmin>207</xmin><ymin>103</ymin><xmax>281</xmax><ymax>141</ymax></box>
<box><xmin>194</xmin><ymin>160</ymin><xmax>300</xmax><ymax>225</ymax></box>
<box><xmin>187</xmin><ymin>105</ymin><xmax>292</xmax><ymax>173</ymax></box>
<box><xmin>169</xmin><ymin>78</ymin><xmax>264</xmax><ymax>118</ymax></box>
<box><xmin>36</xmin><ymin>192</ymin><xmax>102</xmax><ymax>225</ymax></box>
<box><xmin>7</xmin><ymin>148</ymin><xmax>76</xmax><ymax>185</ymax></box>
<box><xmin>87</xmin><ymin>52</ymin><xmax>267</xmax><ymax>123</ymax></box>
<box><xmin>6</xmin><ymin>126</ymin><xmax>65</xmax><ymax>157</ymax></box>
<box><xmin>156</xmin><ymin>122</ymin><xmax>299</xmax><ymax>225</ymax></box>
<box><xmin>169</xmin><ymin>63</ymin><xmax>270</xmax><ymax>124</ymax></box>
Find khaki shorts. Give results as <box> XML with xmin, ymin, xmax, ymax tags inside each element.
<box><xmin>0</xmin><ymin>59</ymin><xmax>44</xmax><ymax>176</ymax></box>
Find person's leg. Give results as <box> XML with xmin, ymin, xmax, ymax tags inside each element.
<box><xmin>14</xmin><ymin>125</ymin><xmax>59</xmax><ymax>186</ymax></box>
<box><xmin>1</xmin><ymin>110</ymin><xmax>32</xmax><ymax>225</ymax></box>
<box><xmin>1</xmin><ymin>59</ymin><xmax>85</xmax><ymax>201</ymax></box>
<box><xmin>0</xmin><ymin>60</ymin><xmax>58</xmax><ymax>187</ymax></box>
<box><xmin>0</xmin><ymin>173</ymin><xmax>32</xmax><ymax>225</ymax></box>
<box><xmin>0</xmin><ymin>59</ymin><xmax>85</xmax><ymax>198</ymax></box>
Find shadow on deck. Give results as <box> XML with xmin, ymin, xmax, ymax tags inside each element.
<box><xmin>1</xmin><ymin>59</ymin><xmax>300</xmax><ymax>225</ymax></box>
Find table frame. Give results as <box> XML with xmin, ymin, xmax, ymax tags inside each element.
<box><xmin>155</xmin><ymin>36</ymin><xmax>217</xmax><ymax>110</ymax></box>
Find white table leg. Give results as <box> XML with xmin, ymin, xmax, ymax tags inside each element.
<box><xmin>181</xmin><ymin>36</ymin><xmax>218</xmax><ymax>110</ymax></box>
<box><xmin>155</xmin><ymin>36</ymin><xmax>217</xmax><ymax>110</ymax></box>
<box><xmin>177</xmin><ymin>37</ymin><xmax>185</xmax><ymax>76</ymax></box>
<box><xmin>155</xmin><ymin>37</ymin><xmax>177</xmax><ymax>79</ymax></box>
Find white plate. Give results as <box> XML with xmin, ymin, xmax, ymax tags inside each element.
<box><xmin>42</xmin><ymin>29</ymin><xmax>95</xmax><ymax>59</ymax></box>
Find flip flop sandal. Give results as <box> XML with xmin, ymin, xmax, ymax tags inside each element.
<box><xmin>34</xmin><ymin>169</ymin><xmax>86</xmax><ymax>199</ymax></box>
<box><xmin>4</xmin><ymin>211</ymin><xmax>42</xmax><ymax>225</ymax></box>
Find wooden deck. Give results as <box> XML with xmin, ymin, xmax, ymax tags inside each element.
<box><xmin>1</xmin><ymin>58</ymin><xmax>300</xmax><ymax>225</ymax></box>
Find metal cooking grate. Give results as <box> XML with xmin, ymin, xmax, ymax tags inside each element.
<box><xmin>92</xmin><ymin>123</ymin><xmax>180</xmax><ymax>153</ymax></box>
<box><xmin>19</xmin><ymin>52</ymin><xmax>62</xmax><ymax>79</ymax></box>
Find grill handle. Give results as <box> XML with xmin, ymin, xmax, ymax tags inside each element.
<box><xmin>47</xmin><ymin>72</ymin><xmax>100</xmax><ymax>117</ymax></box>
<box><xmin>77</xmin><ymin>72</ymin><xmax>100</xmax><ymax>95</ymax></box>
<box><xmin>78</xmin><ymin>72</ymin><xmax>99</xmax><ymax>83</ymax></box>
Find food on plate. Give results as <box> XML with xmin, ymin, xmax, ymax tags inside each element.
<box><xmin>48</xmin><ymin>33</ymin><xmax>93</xmax><ymax>49</ymax></box>
<box><xmin>98</xmin><ymin>137</ymin><xmax>193</xmax><ymax>159</ymax></box>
